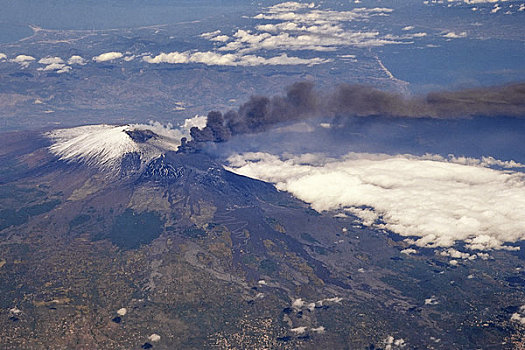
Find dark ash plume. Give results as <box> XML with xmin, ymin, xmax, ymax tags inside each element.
<box><xmin>178</xmin><ymin>81</ymin><xmax>525</xmax><ymax>152</ymax></box>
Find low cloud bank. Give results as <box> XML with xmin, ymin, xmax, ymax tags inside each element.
<box><xmin>227</xmin><ymin>152</ymin><xmax>525</xmax><ymax>251</ymax></box>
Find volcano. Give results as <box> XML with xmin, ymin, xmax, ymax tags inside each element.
<box><xmin>1</xmin><ymin>125</ymin><xmax>524</xmax><ymax>349</ymax></box>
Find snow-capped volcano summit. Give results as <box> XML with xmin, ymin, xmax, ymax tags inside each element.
<box><xmin>45</xmin><ymin>122</ymin><xmax>190</xmax><ymax>173</ymax></box>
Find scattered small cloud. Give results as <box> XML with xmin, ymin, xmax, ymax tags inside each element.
<box><xmin>0</xmin><ymin>53</ymin><xmax>7</xmax><ymax>61</ymax></box>
<box><xmin>37</xmin><ymin>63</ymin><xmax>71</xmax><ymax>73</ymax></box>
<box><xmin>148</xmin><ymin>334</ymin><xmax>161</xmax><ymax>342</ymax></box>
<box><xmin>210</xmin><ymin>35</ymin><xmax>229</xmax><ymax>42</ymax></box>
<box><xmin>425</xmin><ymin>296</ymin><xmax>439</xmax><ymax>305</ymax></box>
<box><xmin>180</xmin><ymin>115</ymin><xmax>207</xmax><ymax>133</ymax></box>
<box><xmin>117</xmin><ymin>308</ymin><xmax>127</xmax><ymax>316</ymax></box>
<box><xmin>439</xmin><ymin>248</ymin><xmax>491</xmax><ymax>261</ymax></box>
<box><xmin>491</xmin><ymin>5</ymin><xmax>501</xmax><ymax>13</ymax></box>
<box><xmin>511</xmin><ymin>305</ymin><xmax>525</xmax><ymax>325</ymax></box>
<box><xmin>402</xmin><ymin>26</ymin><xmax>415</xmax><ymax>31</ymax></box>
<box><xmin>37</xmin><ymin>57</ymin><xmax>71</xmax><ymax>73</ymax></box>
<box><xmin>311</xmin><ymin>326</ymin><xmax>325</xmax><ymax>333</ymax></box>
<box><xmin>93</xmin><ymin>51</ymin><xmax>123</xmax><ymax>63</ymax></box>
<box><xmin>195</xmin><ymin>2</ymin><xmax>417</xmax><ymax>59</ymax></box>
<box><xmin>384</xmin><ymin>336</ymin><xmax>407</xmax><ymax>350</ymax></box>
<box><xmin>143</xmin><ymin>51</ymin><xmax>329</xmax><ymax>66</ymax></box>
<box><xmin>401</xmin><ymin>248</ymin><xmax>417</xmax><ymax>255</ymax></box>
<box><xmin>463</xmin><ymin>0</ymin><xmax>506</xmax><ymax>3</ymax></box>
<box><xmin>290</xmin><ymin>326</ymin><xmax>307</xmax><ymax>334</ymax></box>
<box><xmin>292</xmin><ymin>298</ymin><xmax>305</xmax><ymax>309</ymax></box>
<box><xmin>10</xmin><ymin>54</ymin><xmax>35</xmax><ymax>68</ymax></box>
<box><xmin>9</xmin><ymin>307</ymin><xmax>21</xmax><ymax>315</ymax></box>
<box><xmin>68</xmin><ymin>55</ymin><xmax>86</xmax><ymax>65</ymax></box>
<box><xmin>443</xmin><ymin>31</ymin><xmax>467</xmax><ymax>38</ymax></box>
<box><xmin>38</xmin><ymin>56</ymin><xmax>63</xmax><ymax>65</ymax></box>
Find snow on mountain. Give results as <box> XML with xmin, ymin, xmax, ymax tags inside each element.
<box><xmin>45</xmin><ymin>122</ymin><xmax>189</xmax><ymax>172</ymax></box>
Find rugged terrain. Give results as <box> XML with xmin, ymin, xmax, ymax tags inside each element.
<box><xmin>1</xmin><ymin>128</ymin><xmax>525</xmax><ymax>349</ymax></box>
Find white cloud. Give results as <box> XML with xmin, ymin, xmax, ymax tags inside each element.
<box><xmin>311</xmin><ymin>326</ymin><xmax>325</xmax><ymax>333</ymax></box>
<box><xmin>219</xmin><ymin>27</ymin><xmax>402</xmax><ymax>53</ymax></box>
<box><xmin>402</xmin><ymin>26</ymin><xmax>415</xmax><ymax>31</ymax></box>
<box><xmin>290</xmin><ymin>326</ymin><xmax>307</xmax><ymax>334</ymax></box>
<box><xmin>210</xmin><ymin>35</ymin><xmax>229</xmax><ymax>42</ymax></box>
<box><xmin>0</xmin><ymin>53</ymin><xmax>8</xmax><ymax>61</ymax></box>
<box><xmin>491</xmin><ymin>5</ymin><xmax>501</xmax><ymax>13</ymax></box>
<box><xmin>181</xmin><ymin>115</ymin><xmax>208</xmax><ymax>133</ymax></box>
<box><xmin>384</xmin><ymin>336</ymin><xmax>407</xmax><ymax>350</ymax></box>
<box><xmin>190</xmin><ymin>51</ymin><xmax>239</xmax><ymax>65</ymax></box>
<box><xmin>439</xmin><ymin>248</ymin><xmax>492</xmax><ymax>261</ymax></box>
<box><xmin>143</xmin><ymin>51</ymin><xmax>190</xmax><ymax>64</ymax></box>
<box><xmin>92</xmin><ymin>51</ymin><xmax>123</xmax><ymax>62</ymax></box>
<box><xmin>68</xmin><ymin>55</ymin><xmax>86</xmax><ymax>65</ymax></box>
<box><xmin>38</xmin><ymin>56</ymin><xmax>63</xmax><ymax>65</ymax></box>
<box><xmin>200</xmin><ymin>30</ymin><xmax>222</xmax><ymax>39</ymax></box>
<box><xmin>401</xmin><ymin>248</ymin><xmax>417</xmax><ymax>255</ymax></box>
<box><xmin>143</xmin><ymin>51</ymin><xmax>329</xmax><ymax>66</ymax></box>
<box><xmin>409</xmin><ymin>32</ymin><xmax>427</xmax><ymax>38</ymax></box>
<box><xmin>117</xmin><ymin>308</ymin><xmax>127</xmax><ymax>316</ymax></box>
<box><xmin>443</xmin><ymin>31</ymin><xmax>467</xmax><ymax>38</ymax></box>
<box><xmin>267</xmin><ymin>2</ymin><xmax>315</xmax><ymax>13</ymax></box>
<box><xmin>148</xmin><ymin>334</ymin><xmax>161</xmax><ymax>342</ymax></box>
<box><xmin>227</xmin><ymin>152</ymin><xmax>525</xmax><ymax>251</ymax></box>
<box><xmin>37</xmin><ymin>63</ymin><xmax>71</xmax><ymax>73</ymax></box>
<box><xmin>255</xmin><ymin>6</ymin><xmax>392</xmax><ymax>24</ymax></box>
<box><xmin>292</xmin><ymin>298</ymin><xmax>305</xmax><ymax>309</ymax></box>
<box><xmin>37</xmin><ymin>57</ymin><xmax>71</xmax><ymax>73</ymax></box>
<box><xmin>463</xmin><ymin>0</ymin><xmax>505</xmax><ymax>3</ymax></box>
<box><xmin>197</xmin><ymin>3</ymin><xmax>410</xmax><ymax>56</ymax></box>
<box><xmin>511</xmin><ymin>305</ymin><xmax>525</xmax><ymax>325</ymax></box>
<box><xmin>46</xmin><ymin>122</ymin><xmax>186</xmax><ymax>172</ymax></box>
<box><xmin>10</xmin><ymin>54</ymin><xmax>35</xmax><ymax>67</ymax></box>
<box><xmin>240</xmin><ymin>53</ymin><xmax>329</xmax><ymax>66</ymax></box>
<box><xmin>424</xmin><ymin>296</ymin><xmax>439</xmax><ymax>305</ymax></box>
<box><xmin>229</xmin><ymin>6</ymin><xmax>402</xmax><ymax>52</ymax></box>
<box><xmin>9</xmin><ymin>307</ymin><xmax>21</xmax><ymax>315</ymax></box>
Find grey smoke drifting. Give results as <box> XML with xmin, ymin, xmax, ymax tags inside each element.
<box><xmin>179</xmin><ymin>81</ymin><xmax>525</xmax><ymax>150</ymax></box>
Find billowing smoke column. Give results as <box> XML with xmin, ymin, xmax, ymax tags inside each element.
<box><xmin>178</xmin><ymin>81</ymin><xmax>525</xmax><ymax>151</ymax></box>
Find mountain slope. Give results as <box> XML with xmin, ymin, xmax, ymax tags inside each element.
<box><xmin>0</xmin><ymin>128</ymin><xmax>524</xmax><ymax>349</ymax></box>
